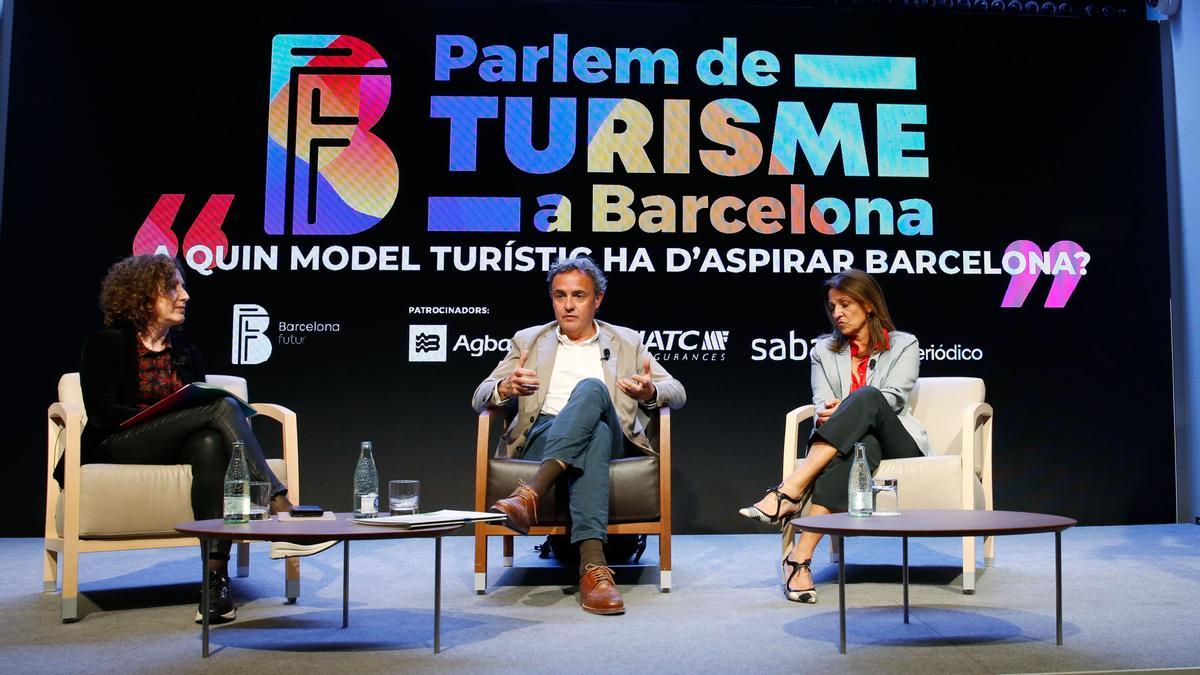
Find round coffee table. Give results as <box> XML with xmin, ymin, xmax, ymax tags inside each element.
<box><xmin>791</xmin><ymin>509</ymin><xmax>1076</xmax><ymax>654</ymax></box>
<box><xmin>175</xmin><ymin>514</ymin><xmax>463</xmax><ymax>657</ymax></box>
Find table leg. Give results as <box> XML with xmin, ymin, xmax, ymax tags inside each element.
<box><xmin>903</xmin><ymin>536</ymin><xmax>910</xmax><ymax>624</ymax></box>
<box><xmin>1055</xmin><ymin>531</ymin><xmax>1062</xmax><ymax>646</ymax></box>
<box><xmin>343</xmin><ymin>540</ymin><xmax>350</xmax><ymax>629</ymax></box>
<box><xmin>434</xmin><ymin>536</ymin><xmax>442</xmax><ymax>654</ymax></box>
<box><xmin>837</xmin><ymin>535</ymin><xmax>846</xmax><ymax>654</ymax></box>
<box><xmin>201</xmin><ymin>539</ymin><xmax>210</xmax><ymax>658</ymax></box>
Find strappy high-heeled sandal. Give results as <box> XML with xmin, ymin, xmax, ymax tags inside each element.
<box><xmin>738</xmin><ymin>485</ymin><xmax>806</xmax><ymax>526</ymax></box>
<box><xmin>781</xmin><ymin>557</ymin><xmax>817</xmax><ymax>604</ymax></box>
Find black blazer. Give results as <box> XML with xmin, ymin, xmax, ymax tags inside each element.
<box><xmin>54</xmin><ymin>325</ymin><xmax>205</xmax><ymax>485</ymax></box>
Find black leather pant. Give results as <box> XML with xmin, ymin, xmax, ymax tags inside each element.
<box><xmin>99</xmin><ymin>396</ymin><xmax>284</xmax><ymax>560</ymax></box>
<box><xmin>808</xmin><ymin>386</ymin><xmax>922</xmax><ymax>511</ymax></box>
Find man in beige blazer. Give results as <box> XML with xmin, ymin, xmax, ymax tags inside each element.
<box><xmin>471</xmin><ymin>257</ymin><xmax>685</xmax><ymax>614</ymax></box>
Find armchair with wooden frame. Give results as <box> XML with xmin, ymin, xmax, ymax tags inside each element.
<box><xmin>473</xmin><ymin>406</ymin><xmax>673</xmax><ymax>593</ymax></box>
<box><xmin>44</xmin><ymin>373</ymin><xmax>302</xmax><ymax>621</ymax></box>
<box><xmin>780</xmin><ymin>376</ymin><xmax>994</xmax><ymax>592</ymax></box>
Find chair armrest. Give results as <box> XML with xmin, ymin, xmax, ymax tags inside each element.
<box><xmin>658</xmin><ymin>407</ymin><xmax>672</xmax><ymax>535</ymax></box>
<box><xmin>782</xmin><ymin>404</ymin><xmax>816</xmax><ymax>481</ymax></box>
<box><xmin>475</xmin><ymin>410</ymin><xmax>492</xmax><ymax>511</ymax></box>
<box><xmin>960</xmin><ymin>401</ymin><xmax>994</xmax><ymax>509</ymax></box>
<box><xmin>47</xmin><ymin>402</ymin><xmax>85</xmax><ymax>540</ymax></box>
<box><xmin>47</xmin><ymin>402</ymin><xmax>85</xmax><ymax>472</ymax></box>
<box><xmin>48</xmin><ymin>401</ymin><xmax>85</xmax><ymax>427</ymax></box>
<box><xmin>250</xmin><ymin>403</ymin><xmax>300</xmax><ymax>500</ymax></box>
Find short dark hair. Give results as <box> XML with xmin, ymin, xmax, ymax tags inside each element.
<box><xmin>546</xmin><ymin>256</ymin><xmax>607</xmax><ymax>295</ymax></box>
<box><xmin>99</xmin><ymin>254</ymin><xmax>183</xmax><ymax>331</ymax></box>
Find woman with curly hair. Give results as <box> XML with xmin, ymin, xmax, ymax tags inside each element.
<box><xmin>69</xmin><ymin>254</ymin><xmax>292</xmax><ymax>624</ymax></box>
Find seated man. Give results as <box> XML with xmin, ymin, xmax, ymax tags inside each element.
<box><xmin>472</xmin><ymin>257</ymin><xmax>685</xmax><ymax>615</ymax></box>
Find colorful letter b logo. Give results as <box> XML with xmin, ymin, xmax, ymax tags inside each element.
<box><xmin>264</xmin><ymin>35</ymin><xmax>398</xmax><ymax>235</ymax></box>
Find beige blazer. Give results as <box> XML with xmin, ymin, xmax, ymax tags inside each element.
<box><xmin>471</xmin><ymin>320</ymin><xmax>686</xmax><ymax>458</ymax></box>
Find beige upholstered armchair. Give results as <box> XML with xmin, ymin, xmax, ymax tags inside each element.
<box><xmin>473</xmin><ymin>407</ymin><xmax>673</xmax><ymax>593</ymax></box>
<box><xmin>44</xmin><ymin>373</ymin><xmax>301</xmax><ymax>621</ymax></box>
<box><xmin>781</xmin><ymin>376</ymin><xmax>994</xmax><ymax>592</ymax></box>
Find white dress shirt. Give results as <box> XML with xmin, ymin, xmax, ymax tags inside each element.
<box><xmin>540</xmin><ymin>325</ymin><xmax>606</xmax><ymax>416</ymax></box>
<box><xmin>492</xmin><ymin>323</ymin><xmax>605</xmax><ymax>415</ymax></box>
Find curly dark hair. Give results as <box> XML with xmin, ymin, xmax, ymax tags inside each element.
<box><xmin>99</xmin><ymin>254</ymin><xmax>183</xmax><ymax>330</ymax></box>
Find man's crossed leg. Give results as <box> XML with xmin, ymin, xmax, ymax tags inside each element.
<box><xmin>490</xmin><ymin>378</ymin><xmax>627</xmax><ymax>614</ymax></box>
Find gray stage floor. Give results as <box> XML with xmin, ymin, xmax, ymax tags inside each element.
<box><xmin>1</xmin><ymin>525</ymin><xmax>1198</xmax><ymax>674</ymax></box>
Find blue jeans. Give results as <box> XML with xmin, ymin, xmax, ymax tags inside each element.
<box><xmin>520</xmin><ymin>379</ymin><xmax>626</xmax><ymax>544</ymax></box>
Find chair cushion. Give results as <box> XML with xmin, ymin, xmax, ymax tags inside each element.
<box><xmin>875</xmin><ymin>454</ymin><xmax>985</xmax><ymax>510</ymax></box>
<box><xmin>58</xmin><ymin>458</ymin><xmax>288</xmax><ymax>538</ymax></box>
<box><xmin>908</xmin><ymin>377</ymin><xmax>985</xmax><ymax>457</ymax></box>
<box><xmin>487</xmin><ymin>456</ymin><xmax>660</xmax><ymax>524</ymax></box>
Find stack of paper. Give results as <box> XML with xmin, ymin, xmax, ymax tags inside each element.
<box><xmin>354</xmin><ymin>509</ymin><xmax>507</xmax><ymax>529</ymax></box>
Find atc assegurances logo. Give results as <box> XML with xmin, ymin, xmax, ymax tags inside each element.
<box><xmin>265</xmin><ymin>34</ymin><xmax>399</xmax><ymax>236</ymax></box>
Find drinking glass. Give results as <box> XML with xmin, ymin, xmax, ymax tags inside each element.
<box><xmin>389</xmin><ymin>480</ymin><xmax>420</xmax><ymax>515</ymax></box>
<box><xmin>249</xmin><ymin>481</ymin><xmax>272</xmax><ymax>521</ymax></box>
<box><xmin>871</xmin><ymin>478</ymin><xmax>900</xmax><ymax>516</ymax></box>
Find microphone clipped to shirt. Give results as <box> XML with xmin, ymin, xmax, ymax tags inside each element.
<box><xmin>602</xmin><ymin>348</ymin><xmax>611</xmax><ymax>361</ymax></box>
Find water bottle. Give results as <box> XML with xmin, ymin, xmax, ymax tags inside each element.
<box><xmin>223</xmin><ymin>440</ymin><xmax>251</xmax><ymax>524</ymax></box>
<box><xmin>848</xmin><ymin>442</ymin><xmax>873</xmax><ymax>517</ymax></box>
<box><xmin>353</xmin><ymin>441</ymin><xmax>380</xmax><ymax>518</ymax></box>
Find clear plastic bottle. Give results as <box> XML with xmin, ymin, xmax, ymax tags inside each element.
<box><xmin>223</xmin><ymin>440</ymin><xmax>250</xmax><ymax>524</ymax></box>
<box><xmin>847</xmin><ymin>442</ymin><xmax>873</xmax><ymax>517</ymax></box>
<box><xmin>353</xmin><ymin>441</ymin><xmax>380</xmax><ymax>518</ymax></box>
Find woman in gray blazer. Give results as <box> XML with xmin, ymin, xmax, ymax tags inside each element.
<box><xmin>739</xmin><ymin>269</ymin><xmax>929</xmax><ymax>603</ymax></box>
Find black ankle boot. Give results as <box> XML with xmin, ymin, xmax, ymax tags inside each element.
<box><xmin>194</xmin><ymin>569</ymin><xmax>236</xmax><ymax>624</ymax></box>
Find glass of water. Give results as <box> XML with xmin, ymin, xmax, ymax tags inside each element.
<box><xmin>389</xmin><ymin>480</ymin><xmax>420</xmax><ymax>515</ymax></box>
<box><xmin>249</xmin><ymin>481</ymin><xmax>272</xmax><ymax>521</ymax></box>
<box><xmin>871</xmin><ymin>478</ymin><xmax>900</xmax><ymax>516</ymax></box>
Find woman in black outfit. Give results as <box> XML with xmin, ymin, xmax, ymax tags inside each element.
<box><xmin>73</xmin><ymin>254</ymin><xmax>292</xmax><ymax>624</ymax></box>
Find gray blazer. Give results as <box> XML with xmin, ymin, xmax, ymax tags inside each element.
<box><xmin>809</xmin><ymin>330</ymin><xmax>932</xmax><ymax>455</ymax></box>
<box><xmin>471</xmin><ymin>320</ymin><xmax>686</xmax><ymax>458</ymax></box>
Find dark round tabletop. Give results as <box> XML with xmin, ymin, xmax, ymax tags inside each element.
<box><xmin>791</xmin><ymin>509</ymin><xmax>1077</xmax><ymax>538</ymax></box>
<box><xmin>175</xmin><ymin>513</ymin><xmax>464</xmax><ymax>543</ymax></box>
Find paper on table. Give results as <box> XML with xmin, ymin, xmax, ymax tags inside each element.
<box><xmin>354</xmin><ymin>509</ymin><xmax>507</xmax><ymax>529</ymax></box>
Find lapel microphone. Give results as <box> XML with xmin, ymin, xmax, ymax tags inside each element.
<box><xmin>602</xmin><ymin>348</ymin><xmax>611</xmax><ymax>361</ymax></box>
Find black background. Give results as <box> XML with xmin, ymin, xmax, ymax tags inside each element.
<box><xmin>0</xmin><ymin>0</ymin><xmax>1172</xmax><ymax>536</ymax></box>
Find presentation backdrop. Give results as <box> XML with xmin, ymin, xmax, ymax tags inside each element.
<box><xmin>0</xmin><ymin>0</ymin><xmax>1172</xmax><ymax>536</ymax></box>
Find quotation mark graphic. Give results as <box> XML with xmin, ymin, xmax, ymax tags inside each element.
<box><xmin>1000</xmin><ymin>239</ymin><xmax>1090</xmax><ymax>309</ymax></box>
<box><xmin>132</xmin><ymin>194</ymin><xmax>233</xmax><ymax>269</ymax></box>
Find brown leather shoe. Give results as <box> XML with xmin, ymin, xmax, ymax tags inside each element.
<box><xmin>579</xmin><ymin>564</ymin><xmax>625</xmax><ymax>615</ymax></box>
<box><xmin>489</xmin><ymin>481</ymin><xmax>538</xmax><ymax>535</ymax></box>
